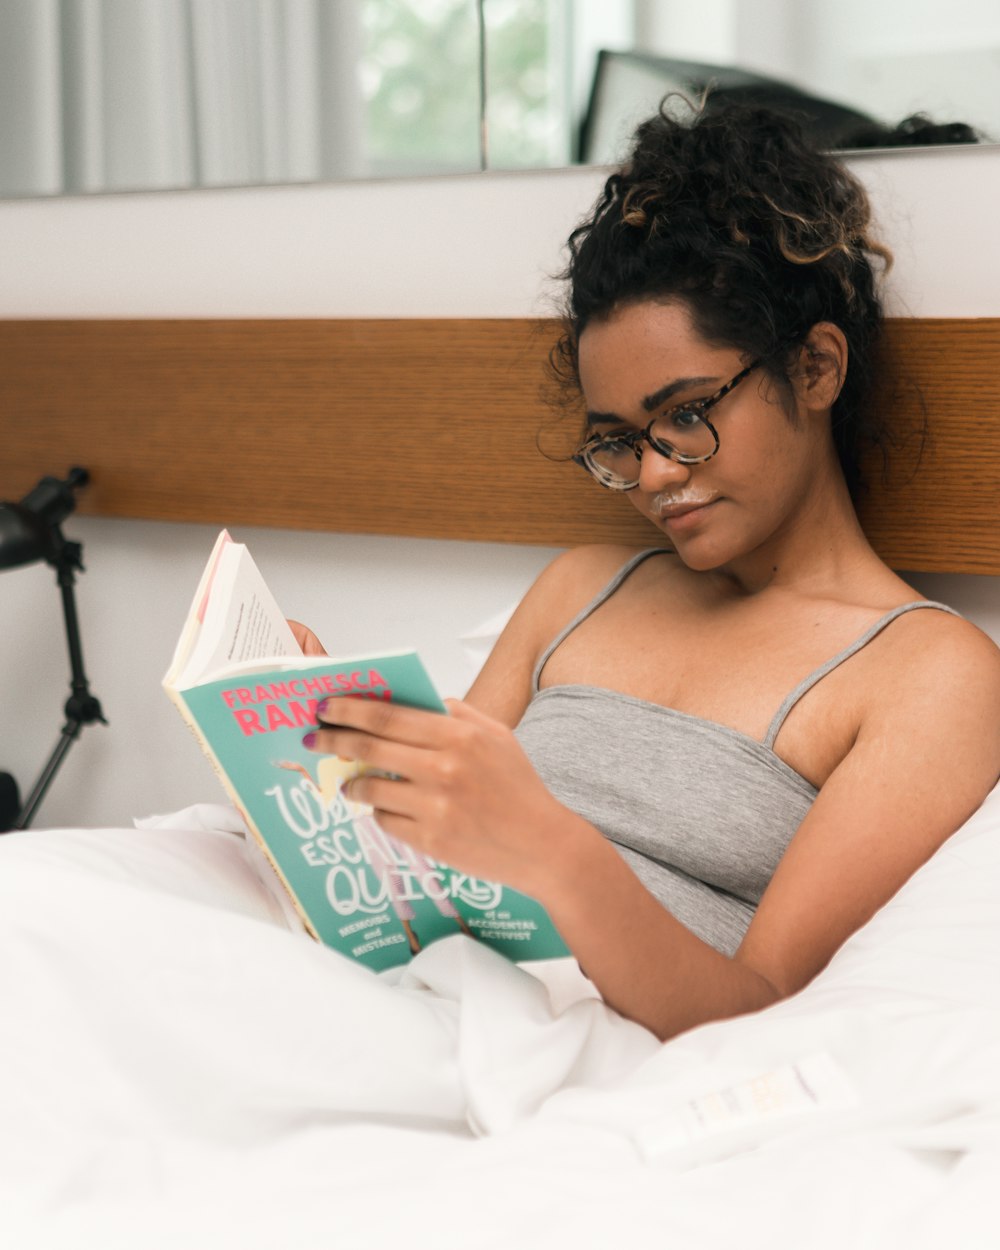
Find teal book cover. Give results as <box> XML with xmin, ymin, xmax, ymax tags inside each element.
<box><xmin>176</xmin><ymin>651</ymin><xmax>569</xmax><ymax>971</ymax></box>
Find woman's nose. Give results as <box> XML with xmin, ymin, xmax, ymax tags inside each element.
<box><xmin>636</xmin><ymin>442</ymin><xmax>693</xmax><ymax>493</ymax></box>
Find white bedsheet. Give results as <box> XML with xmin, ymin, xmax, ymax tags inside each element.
<box><xmin>1</xmin><ymin>783</ymin><xmax>999</xmax><ymax>1250</ymax></box>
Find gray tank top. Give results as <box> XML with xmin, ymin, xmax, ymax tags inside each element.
<box><xmin>514</xmin><ymin>549</ymin><xmax>958</xmax><ymax>957</ymax></box>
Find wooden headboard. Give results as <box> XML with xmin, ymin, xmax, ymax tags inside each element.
<box><xmin>1</xmin><ymin>317</ymin><xmax>997</xmax><ymax>574</ymax></box>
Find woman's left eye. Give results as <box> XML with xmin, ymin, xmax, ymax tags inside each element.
<box><xmin>666</xmin><ymin>407</ymin><xmax>703</xmax><ymax>430</ymax></box>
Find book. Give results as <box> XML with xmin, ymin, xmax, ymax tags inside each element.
<box><xmin>163</xmin><ymin>530</ymin><xmax>569</xmax><ymax>971</ymax></box>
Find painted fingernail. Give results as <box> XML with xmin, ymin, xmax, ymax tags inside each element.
<box><xmin>302</xmin><ymin>732</ymin><xmax>317</xmax><ymax>749</ymax></box>
<box><xmin>316</xmin><ymin>698</ymin><xmax>331</xmax><ymax>718</ymax></box>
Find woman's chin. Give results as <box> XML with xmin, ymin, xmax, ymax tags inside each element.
<box><xmin>650</xmin><ymin>528</ymin><xmax>711</xmax><ymax>569</ymax></box>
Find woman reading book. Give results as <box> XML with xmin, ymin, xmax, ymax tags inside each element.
<box><xmin>294</xmin><ymin>100</ymin><xmax>1000</xmax><ymax>1042</ymax></box>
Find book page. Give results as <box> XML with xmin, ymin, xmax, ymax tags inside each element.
<box><xmin>171</xmin><ymin>540</ymin><xmax>301</xmax><ymax>688</ymax></box>
<box><xmin>163</xmin><ymin>529</ymin><xmax>232</xmax><ymax>685</ymax></box>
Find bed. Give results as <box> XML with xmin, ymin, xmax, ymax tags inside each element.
<box><xmin>0</xmin><ymin>316</ymin><xmax>998</xmax><ymax>1249</ymax></box>
<box><xmin>3</xmin><ymin>786</ymin><xmax>1000</xmax><ymax>1248</ymax></box>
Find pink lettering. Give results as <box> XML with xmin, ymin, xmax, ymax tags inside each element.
<box><xmin>288</xmin><ymin>700</ymin><xmax>319</xmax><ymax>727</ymax></box>
<box><xmin>234</xmin><ymin>709</ymin><xmax>265</xmax><ymax>736</ymax></box>
<box><xmin>266</xmin><ymin>704</ymin><xmax>295</xmax><ymax>731</ymax></box>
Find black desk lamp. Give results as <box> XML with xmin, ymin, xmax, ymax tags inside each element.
<box><xmin>0</xmin><ymin>468</ymin><xmax>106</xmax><ymax>832</ymax></box>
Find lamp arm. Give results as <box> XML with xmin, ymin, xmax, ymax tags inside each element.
<box><xmin>54</xmin><ymin>539</ymin><xmax>106</xmax><ymax>729</ymax></box>
<box><xmin>14</xmin><ymin>723</ymin><xmax>85</xmax><ymax>831</ymax></box>
<box><xmin>14</xmin><ymin>534</ymin><xmax>106</xmax><ymax>830</ymax></box>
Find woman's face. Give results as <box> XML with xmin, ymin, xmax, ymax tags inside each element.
<box><xmin>576</xmin><ymin>299</ymin><xmax>833</xmax><ymax>574</ymax></box>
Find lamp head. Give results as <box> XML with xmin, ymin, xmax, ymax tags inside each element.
<box><xmin>0</xmin><ymin>468</ymin><xmax>89</xmax><ymax>570</ymax></box>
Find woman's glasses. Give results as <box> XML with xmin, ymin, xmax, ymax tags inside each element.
<box><xmin>573</xmin><ymin>359</ymin><xmax>761</xmax><ymax>491</ymax></box>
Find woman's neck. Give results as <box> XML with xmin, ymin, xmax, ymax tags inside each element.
<box><xmin>711</xmin><ymin>467</ymin><xmax>887</xmax><ymax>601</ymax></box>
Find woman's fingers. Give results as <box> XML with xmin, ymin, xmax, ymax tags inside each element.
<box><xmin>312</xmin><ymin>693</ymin><xmax>456</xmax><ymax>749</ymax></box>
<box><xmin>344</xmin><ymin>773</ymin><xmax>416</xmax><ymax>819</ymax></box>
<box><xmin>305</xmin><ymin>697</ymin><xmax>466</xmax><ymax>786</ymax></box>
<box><xmin>287</xmin><ymin>619</ymin><xmax>328</xmax><ymax>656</ymax></box>
<box><xmin>301</xmin><ymin>695</ymin><xmax>551</xmax><ymax>873</ymax></box>
<box><xmin>442</xmin><ymin>697</ymin><xmax>499</xmax><ymax>726</ymax></box>
<box><xmin>304</xmin><ymin>723</ymin><xmax>428</xmax><ymax>779</ymax></box>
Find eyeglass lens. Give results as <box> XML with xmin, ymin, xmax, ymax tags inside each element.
<box><xmin>585</xmin><ymin>410</ymin><xmax>716</xmax><ymax>486</ymax></box>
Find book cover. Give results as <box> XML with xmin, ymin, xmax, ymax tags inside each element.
<box><xmin>164</xmin><ymin>535</ymin><xmax>569</xmax><ymax>971</ymax></box>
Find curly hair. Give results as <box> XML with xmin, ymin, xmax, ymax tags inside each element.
<box><xmin>551</xmin><ymin>97</ymin><xmax>894</xmax><ymax>496</ymax></box>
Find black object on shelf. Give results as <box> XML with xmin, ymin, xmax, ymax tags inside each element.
<box><xmin>0</xmin><ymin>468</ymin><xmax>107</xmax><ymax>832</ymax></box>
<box><xmin>577</xmin><ymin>50</ymin><xmax>879</xmax><ymax>165</ymax></box>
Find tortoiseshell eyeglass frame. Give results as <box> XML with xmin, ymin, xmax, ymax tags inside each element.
<box><xmin>573</xmin><ymin>357</ymin><xmax>762</xmax><ymax>492</ymax></box>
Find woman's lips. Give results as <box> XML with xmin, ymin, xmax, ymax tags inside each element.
<box><xmin>654</xmin><ymin>497</ymin><xmax>719</xmax><ymax>530</ymax></box>
<box><xmin>664</xmin><ymin>503</ymin><xmax>715</xmax><ymax>529</ymax></box>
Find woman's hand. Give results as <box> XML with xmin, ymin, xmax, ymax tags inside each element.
<box><xmin>303</xmin><ymin>695</ymin><xmax>589</xmax><ymax>900</ymax></box>
<box><xmin>287</xmin><ymin>619</ymin><xmax>328</xmax><ymax>656</ymax></box>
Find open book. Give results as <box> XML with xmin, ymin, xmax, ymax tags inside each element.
<box><xmin>163</xmin><ymin>531</ymin><xmax>568</xmax><ymax>971</ymax></box>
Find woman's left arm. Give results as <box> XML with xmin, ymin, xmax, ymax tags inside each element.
<box><xmin>735</xmin><ymin>617</ymin><xmax>1000</xmax><ymax>999</ymax></box>
<box><xmin>308</xmin><ymin>619</ymin><xmax>1000</xmax><ymax>1040</ymax></box>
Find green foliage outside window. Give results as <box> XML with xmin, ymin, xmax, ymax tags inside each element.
<box><xmin>361</xmin><ymin>0</ymin><xmax>567</xmax><ymax>174</ymax></box>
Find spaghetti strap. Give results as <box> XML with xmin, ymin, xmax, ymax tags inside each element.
<box><xmin>532</xmin><ymin>549</ymin><xmax>671</xmax><ymax>692</ymax></box>
<box><xmin>763</xmin><ymin>600</ymin><xmax>961</xmax><ymax>749</ymax></box>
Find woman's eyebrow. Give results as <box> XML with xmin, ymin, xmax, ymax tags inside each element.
<box><xmin>585</xmin><ymin>375</ymin><xmax>720</xmax><ymax>429</ymax></box>
<box><xmin>641</xmin><ymin>375</ymin><xmax>719</xmax><ymax>412</ymax></box>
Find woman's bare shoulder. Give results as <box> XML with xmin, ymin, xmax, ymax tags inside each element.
<box><xmin>464</xmin><ymin>544</ymin><xmax>669</xmax><ymax>722</ymax></box>
<box><xmin>880</xmin><ymin>603</ymin><xmax>1000</xmax><ymax>677</ymax></box>
<box><xmin>533</xmin><ymin>542</ymin><xmax>666</xmax><ymax>598</ymax></box>
<box><xmin>863</xmin><ymin>606</ymin><xmax>1000</xmax><ymax>759</ymax></box>
<box><xmin>526</xmin><ymin>543</ymin><xmax>684</xmax><ymax>627</ymax></box>
<box><xmin>501</xmin><ymin>543</ymin><xmax>659</xmax><ymax>646</ymax></box>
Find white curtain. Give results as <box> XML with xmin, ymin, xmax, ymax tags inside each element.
<box><xmin>0</xmin><ymin>0</ymin><xmax>364</xmax><ymax>196</ymax></box>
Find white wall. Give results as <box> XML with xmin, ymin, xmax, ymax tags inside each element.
<box><xmin>3</xmin><ymin>146</ymin><xmax>1000</xmax><ymax>319</ymax></box>
<box><xmin>0</xmin><ymin>149</ymin><xmax>998</xmax><ymax>828</ymax></box>
<box><xmin>0</xmin><ymin>520</ymin><xmax>561</xmax><ymax>828</ymax></box>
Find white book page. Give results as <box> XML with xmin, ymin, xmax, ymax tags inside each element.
<box><xmin>171</xmin><ymin>539</ymin><xmax>301</xmax><ymax>689</ymax></box>
<box><xmin>163</xmin><ymin>529</ymin><xmax>232</xmax><ymax>685</ymax></box>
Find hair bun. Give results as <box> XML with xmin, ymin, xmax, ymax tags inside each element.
<box><xmin>552</xmin><ymin>96</ymin><xmax>893</xmax><ymax>496</ymax></box>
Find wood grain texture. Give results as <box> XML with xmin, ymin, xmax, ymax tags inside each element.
<box><xmin>0</xmin><ymin>317</ymin><xmax>997</xmax><ymax>573</ymax></box>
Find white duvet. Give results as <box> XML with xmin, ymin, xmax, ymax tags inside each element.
<box><xmin>1</xmin><ymin>782</ymin><xmax>999</xmax><ymax>1250</ymax></box>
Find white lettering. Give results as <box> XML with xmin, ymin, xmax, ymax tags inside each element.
<box><xmin>264</xmin><ymin>779</ymin><xmax>331</xmax><ymax>841</ymax></box>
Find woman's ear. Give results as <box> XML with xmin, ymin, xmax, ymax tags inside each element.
<box><xmin>792</xmin><ymin>322</ymin><xmax>849</xmax><ymax>413</ymax></box>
